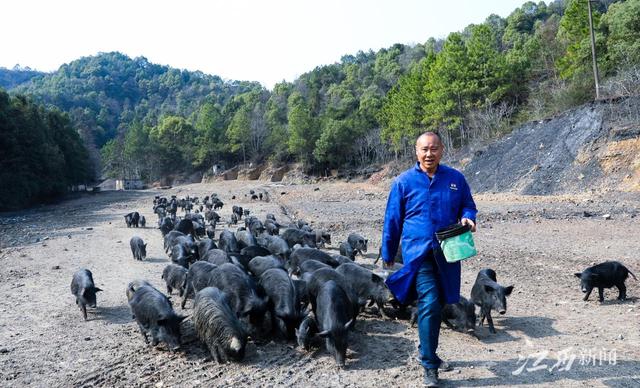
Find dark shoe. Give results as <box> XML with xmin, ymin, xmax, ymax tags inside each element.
<box><xmin>439</xmin><ymin>361</ymin><xmax>453</xmax><ymax>372</ymax></box>
<box><xmin>424</xmin><ymin>368</ymin><xmax>439</xmax><ymax>387</ymax></box>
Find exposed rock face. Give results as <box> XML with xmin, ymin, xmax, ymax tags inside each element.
<box><xmin>459</xmin><ymin>96</ymin><xmax>640</xmax><ymax>195</ymax></box>
<box><xmin>222</xmin><ymin>166</ymin><xmax>239</xmax><ymax>181</ymax></box>
<box><xmin>237</xmin><ymin>165</ymin><xmax>265</xmax><ymax>180</ymax></box>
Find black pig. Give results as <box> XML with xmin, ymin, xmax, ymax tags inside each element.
<box><xmin>442</xmin><ymin>295</ymin><xmax>476</xmax><ymax>334</ymax></box>
<box><xmin>315</xmin><ymin>280</ymin><xmax>355</xmax><ymax>366</ymax></box>
<box><xmin>127</xmin><ymin>281</ymin><xmax>186</xmax><ymax>350</ymax></box>
<box><xmin>193</xmin><ymin>287</ymin><xmax>247</xmax><ymax>363</ymax></box>
<box><xmin>162</xmin><ymin>264</ymin><xmax>188</xmax><ymax>296</ymax></box>
<box><xmin>470</xmin><ymin>269</ymin><xmax>513</xmax><ymax>334</ymax></box>
<box><xmin>130</xmin><ymin>236</ymin><xmax>147</xmax><ymax>261</ymax></box>
<box><xmin>70</xmin><ymin>269</ymin><xmax>102</xmax><ymax>320</ymax></box>
<box><xmin>574</xmin><ymin>261</ymin><xmax>637</xmax><ymax>302</ymax></box>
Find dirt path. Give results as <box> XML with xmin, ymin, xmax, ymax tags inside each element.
<box><xmin>0</xmin><ymin>181</ymin><xmax>639</xmax><ymax>387</ymax></box>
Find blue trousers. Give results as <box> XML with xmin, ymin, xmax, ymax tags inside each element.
<box><xmin>415</xmin><ymin>258</ymin><xmax>443</xmax><ymax>369</ymax></box>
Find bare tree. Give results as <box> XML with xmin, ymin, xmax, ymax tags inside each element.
<box><xmin>248</xmin><ymin>102</ymin><xmax>268</xmax><ymax>162</ymax></box>
<box><xmin>600</xmin><ymin>66</ymin><xmax>640</xmax><ymax>99</ymax></box>
<box><xmin>467</xmin><ymin>101</ymin><xmax>515</xmax><ymax>141</ymax></box>
<box><xmin>354</xmin><ymin>127</ymin><xmax>394</xmax><ymax>166</ymax></box>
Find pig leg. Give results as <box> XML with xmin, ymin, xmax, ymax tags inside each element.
<box><xmin>583</xmin><ymin>287</ymin><xmax>592</xmax><ymax>301</ymax></box>
<box><xmin>598</xmin><ymin>288</ymin><xmax>605</xmax><ymax>303</ymax></box>
<box><xmin>377</xmin><ymin>302</ymin><xmax>392</xmax><ymax>319</ymax></box>
<box><xmin>442</xmin><ymin>318</ymin><xmax>456</xmax><ymax>331</ymax></box>
<box><xmin>167</xmin><ymin>285</ymin><xmax>173</xmax><ymax>295</ymax></box>
<box><xmin>617</xmin><ymin>283</ymin><xmax>626</xmax><ymax>301</ymax></box>
<box><xmin>213</xmin><ymin>346</ymin><xmax>223</xmax><ymax>364</ymax></box>
<box><xmin>486</xmin><ymin>311</ymin><xmax>496</xmax><ymax>334</ymax></box>
<box><xmin>80</xmin><ymin>304</ymin><xmax>87</xmax><ymax>320</ymax></box>
<box><xmin>137</xmin><ymin>323</ymin><xmax>149</xmax><ymax>344</ymax></box>
<box><xmin>181</xmin><ymin>285</ymin><xmax>191</xmax><ymax>309</ymax></box>
<box><xmin>478</xmin><ymin>308</ymin><xmax>487</xmax><ymax>326</ymax></box>
<box><xmin>150</xmin><ymin>331</ymin><xmax>159</xmax><ymax>347</ymax></box>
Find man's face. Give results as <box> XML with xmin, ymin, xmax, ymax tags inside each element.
<box><xmin>416</xmin><ymin>134</ymin><xmax>444</xmax><ymax>173</ymax></box>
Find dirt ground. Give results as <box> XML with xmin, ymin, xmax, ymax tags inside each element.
<box><xmin>0</xmin><ymin>180</ymin><xmax>639</xmax><ymax>387</ymax></box>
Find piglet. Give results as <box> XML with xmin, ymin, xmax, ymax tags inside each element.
<box><xmin>70</xmin><ymin>269</ymin><xmax>103</xmax><ymax>320</ymax></box>
<box><xmin>470</xmin><ymin>269</ymin><xmax>513</xmax><ymax>334</ymax></box>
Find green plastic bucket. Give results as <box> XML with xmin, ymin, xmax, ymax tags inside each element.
<box><xmin>436</xmin><ymin>224</ymin><xmax>477</xmax><ymax>263</ymax></box>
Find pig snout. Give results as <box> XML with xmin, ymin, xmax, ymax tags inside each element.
<box><xmin>498</xmin><ymin>309</ymin><xmax>506</xmax><ymax>315</ymax></box>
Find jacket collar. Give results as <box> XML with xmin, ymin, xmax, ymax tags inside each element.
<box><xmin>414</xmin><ymin>161</ymin><xmax>442</xmax><ymax>177</ymax></box>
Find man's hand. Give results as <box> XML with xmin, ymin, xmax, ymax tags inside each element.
<box><xmin>383</xmin><ymin>260</ymin><xmax>395</xmax><ymax>270</ymax></box>
<box><xmin>461</xmin><ymin>218</ymin><xmax>477</xmax><ymax>232</ymax></box>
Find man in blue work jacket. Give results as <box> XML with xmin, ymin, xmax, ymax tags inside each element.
<box><xmin>381</xmin><ymin>131</ymin><xmax>477</xmax><ymax>387</ymax></box>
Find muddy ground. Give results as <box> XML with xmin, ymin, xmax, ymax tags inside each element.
<box><xmin>0</xmin><ymin>180</ymin><xmax>639</xmax><ymax>387</ymax></box>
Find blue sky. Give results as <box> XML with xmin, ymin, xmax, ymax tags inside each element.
<box><xmin>2</xmin><ymin>0</ymin><xmax>529</xmax><ymax>88</ymax></box>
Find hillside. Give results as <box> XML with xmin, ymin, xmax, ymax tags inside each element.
<box><xmin>10</xmin><ymin>52</ymin><xmax>262</xmax><ymax>147</ymax></box>
<box><xmin>458</xmin><ymin>95</ymin><xmax>640</xmax><ymax>194</ymax></box>
<box><xmin>0</xmin><ymin>66</ymin><xmax>44</xmax><ymax>89</ymax></box>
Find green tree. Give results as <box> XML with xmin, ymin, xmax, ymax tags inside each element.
<box><xmin>556</xmin><ymin>0</ymin><xmax>604</xmax><ymax>80</ymax></box>
<box><xmin>379</xmin><ymin>55</ymin><xmax>433</xmax><ymax>150</ymax></box>
<box><xmin>0</xmin><ymin>90</ymin><xmax>92</xmax><ymax>210</ymax></box>
<box><xmin>264</xmin><ymin>82</ymin><xmax>291</xmax><ymax>162</ymax></box>
<box><xmin>423</xmin><ymin>32</ymin><xmax>471</xmax><ymax>144</ymax></box>
<box><xmin>602</xmin><ymin>0</ymin><xmax>640</xmax><ymax>69</ymax></box>
<box><xmin>287</xmin><ymin>92</ymin><xmax>318</xmax><ymax>166</ymax></box>
<box><xmin>193</xmin><ymin>101</ymin><xmax>226</xmax><ymax>168</ymax></box>
<box><xmin>149</xmin><ymin>116</ymin><xmax>196</xmax><ymax>173</ymax></box>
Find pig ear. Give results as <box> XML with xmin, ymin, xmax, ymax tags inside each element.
<box><xmin>94</xmin><ymin>287</ymin><xmax>103</xmax><ymax>293</ymax></box>
<box><xmin>574</xmin><ymin>272</ymin><xmax>582</xmax><ymax>278</ymax></box>
<box><xmin>344</xmin><ymin>319</ymin><xmax>355</xmax><ymax>330</ymax></box>
<box><xmin>504</xmin><ymin>286</ymin><xmax>514</xmax><ymax>296</ymax></box>
<box><xmin>144</xmin><ymin>243</ymin><xmax>147</xmax><ymax>248</ymax></box>
<box><xmin>371</xmin><ymin>273</ymin><xmax>383</xmax><ymax>283</ymax></box>
<box><xmin>483</xmin><ymin>285</ymin><xmax>495</xmax><ymax>293</ymax></box>
<box><xmin>317</xmin><ymin>330</ymin><xmax>330</xmax><ymax>338</ymax></box>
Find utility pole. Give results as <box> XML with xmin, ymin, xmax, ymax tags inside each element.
<box><xmin>587</xmin><ymin>0</ymin><xmax>600</xmax><ymax>99</ymax></box>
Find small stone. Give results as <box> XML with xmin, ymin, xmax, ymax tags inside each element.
<box><xmin>155</xmin><ymin>382</ymin><xmax>164</xmax><ymax>388</ymax></box>
<box><xmin>86</xmin><ymin>227</ymin><xmax>93</xmax><ymax>230</ymax></box>
<box><xmin>52</xmin><ymin>265</ymin><xmax>61</xmax><ymax>270</ymax></box>
<box><xmin>602</xmin><ymin>214</ymin><xmax>611</xmax><ymax>220</ymax></box>
<box><xmin>0</xmin><ymin>348</ymin><xmax>9</xmax><ymax>354</ymax></box>
<box><xmin>84</xmin><ymin>337</ymin><xmax>91</xmax><ymax>341</ymax></box>
<box><xmin>43</xmin><ymin>236</ymin><xmax>50</xmax><ymax>241</ymax></box>
<box><xmin>618</xmin><ymin>334</ymin><xmax>624</xmax><ymax>340</ymax></box>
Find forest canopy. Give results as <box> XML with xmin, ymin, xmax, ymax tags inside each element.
<box><xmin>3</xmin><ymin>0</ymin><xmax>639</xmax><ymax>183</ymax></box>
<box><xmin>0</xmin><ymin>90</ymin><xmax>93</xmax><ymax>210</ymax></box>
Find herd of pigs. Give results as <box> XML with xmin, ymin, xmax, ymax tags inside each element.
<box><xmin>69</xmin><ymin>191</ymin><xmax>637</xmax><ymax>367</ymax></box>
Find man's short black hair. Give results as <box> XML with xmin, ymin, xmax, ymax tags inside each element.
<box><xmin>416</xmin><ymin>131</ymin><xmax>443</xmax><ymax>145</ymax></box>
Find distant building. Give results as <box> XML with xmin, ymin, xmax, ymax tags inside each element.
<box><xmin>115</xmin><ymin>179</ymin><xmax>144</xmax><ymax>190</ymax></box>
